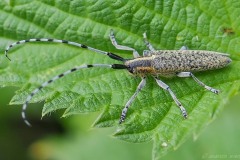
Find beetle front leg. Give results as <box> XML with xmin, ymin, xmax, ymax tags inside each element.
<box><xmin>110</xmin><ymin>29</ymin><xmax>140</xmax><ymax>58</ymax></box>
<box><xmin>119</xmin><ymin>77</ymin><xmax>146</xmax><ymax>124</ymax></box>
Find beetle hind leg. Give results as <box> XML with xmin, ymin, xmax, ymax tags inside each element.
<box><xmin>177</xmin><ymin>72</ymin><xmax>220</xmax><ymax>94</ymax></box>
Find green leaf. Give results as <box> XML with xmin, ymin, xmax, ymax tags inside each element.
<box><xmin>1</xmin><ymin>0</ymin><xmax>240</xmax><ymax>159</ymax></box>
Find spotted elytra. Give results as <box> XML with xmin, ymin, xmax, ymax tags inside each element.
<box><xmin>5</xmin><ymin>30</ymin><xmax>232</xmax><ymax>126</ymax></box>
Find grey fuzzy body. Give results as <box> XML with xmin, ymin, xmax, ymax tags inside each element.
<box><xmin>125</xmin><ymin>50</ymin><xmax>232</xmax><ymax>77</ymax></box>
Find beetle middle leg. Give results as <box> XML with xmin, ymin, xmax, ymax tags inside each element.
<box><xmin>143</xmin><ymin>32</ymin><xmax>156</xmax><ymax>51</ymax></box>
<box><xmin>154</xmin><ymin>77</ymin><xmax>188</xmax><ymax>118</ymax></box>
<box><xmin>109</xmin><ymin>29</ymin><xmax>140</xmax><ymax>58</ymax></box>
<box><xmin>119</xmin><ymin>77</ymin><xmax>146</xmax><ymax>124</ymax></box>
<box><xmin>177</xmin><ymin>72</ymin><xmax>220</xmax><ymax>94</ymax></box>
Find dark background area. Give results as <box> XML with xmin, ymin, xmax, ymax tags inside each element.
<box><xmin>0</xmin><ymin>86</ymin><xmax>240</xmax><ymax>160</ymax></box>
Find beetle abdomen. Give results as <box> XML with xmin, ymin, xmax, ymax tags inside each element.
<box><xmin>152</xmin><ymin>50</ymin><xmax>231</xmax><ymax>73</ymax></box>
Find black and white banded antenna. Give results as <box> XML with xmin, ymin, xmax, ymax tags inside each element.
<box><xmin>5</xmin><ymin>36</ymin><xmax>128</xmax><ymax>126</ymax></box>
<box><xmin>5</xmin><ymin>38</ymin><xmax>125</xmax><ymax>62</ymax></box>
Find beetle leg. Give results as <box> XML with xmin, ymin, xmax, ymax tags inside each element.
<box><xmin>177</xmin><ymin>72</ymin><xmax>220</xmax><ymax>94</ymax></box>
<box><xmin>143</xmin><ymin>32</ymin><xmax>156</xmax><ymax>51</ymax></box>
<box><xmin>154</xmin><ymin>77</ymin><xmax>188</xmax><ymax>118</ymax></box>
<box><xmin>143</xmin><ymin>50</ymin><xmax>152</xmax><ymax>57</ymax></box>
<box><xmin>180</xmin><ymin>46</ymin><xmax>188</xmax><ymax>50</ymax></box>
<box><xmin>109</xmin><ymin>29</ymin><xmax>140</xmax><ymax>58</ymax></box>
<box><xmin>119</xmin><ymin>77</ymin><xmax>146</xmax><ymax>124</ymax></box>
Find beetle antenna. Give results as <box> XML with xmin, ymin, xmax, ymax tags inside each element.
<box><xmin>22</xmin><ymin>63</ymin><xmax>127</xmax><ymax>126</ymax></box>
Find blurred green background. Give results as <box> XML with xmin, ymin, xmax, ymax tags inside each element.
<box><xmin>0</xmin><ymin>86</ymin><xmax>239</xmax><ymax>160</ymax></box>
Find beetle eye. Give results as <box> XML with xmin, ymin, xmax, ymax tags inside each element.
<box><xmin>127</xmin><ymin>66</ymin><xmax>134</xmax><ymax>74</ymax></box>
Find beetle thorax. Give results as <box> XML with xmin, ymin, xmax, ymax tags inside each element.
<box><xmin>124</xmin><ymin>57</ymin><xmax>156</xmax><ymax>76</ymax></box>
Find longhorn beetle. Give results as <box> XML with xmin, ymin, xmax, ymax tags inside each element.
<box><xmin>5</xmin><ymin>30</ymin><xmax>232</xmax><ymax>126</ymax></box>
